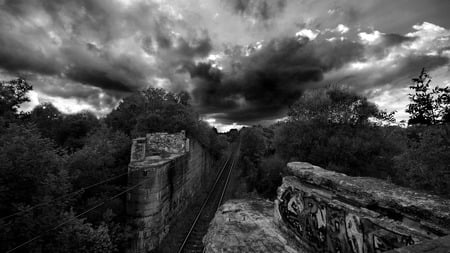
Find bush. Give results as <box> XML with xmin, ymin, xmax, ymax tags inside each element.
<box><xmin>238</xmin><ymin>127</ymin><xmax>283</xmax><ymax>199</ymax></box>
<box><xmin>255</xmin><ymin>155</ymin><xmax>284</xmax><ymax>199</ymax></box>
<box><xmin>393</xmin><ymin>125</ymin><xmax>450</xmax><ymax>197</ymax></box>
<box><xmin>274</xmin><ymin>121</ymin><xmax>402</xmax><ymax>178</ymax></box>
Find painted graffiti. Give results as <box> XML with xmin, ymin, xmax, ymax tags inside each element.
<box><xmin>279</xmin><ymin>187</ymin><xmax>414</xmax><ymax>253</ymax></box>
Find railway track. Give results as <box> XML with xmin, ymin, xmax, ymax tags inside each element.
<box><xmin>176</xmin><ymin>142</ymin><xmax>240</xmax><ymax>253</ymax></box>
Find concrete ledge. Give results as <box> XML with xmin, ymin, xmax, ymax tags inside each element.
<box><xmin>273</xmin><ymin>162</ymin><xmax>450</xmax><ymax>253</ymax></box>
<box><xmin>386</xmin><ymin>235</ymin><xmax>450</xmax><ymax>253</ymax></box>
<box><xmin>203</xmin><ymin>199</ymin><xmax>308</xmax><ymax>253</ymax></box>
<box><xmin>286</xmin><ymin>162</ymin><xmax>450</xmax><ymax>235</ymax></box>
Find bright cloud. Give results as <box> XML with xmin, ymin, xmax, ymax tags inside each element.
<box><xmin>405</xmin><ymin>22</ymin><xmax>450</xmax><ymax>52</ymax></box>
<box><xmin>358</xmin><ymin>30</ymin><xmax>383</xmax><ymax>44</ymax></box>
<box><xmin>335</xmin><ymin>24</ymin><xmax>350</xmax><ymax>34</ymax></box>
<box><xmin>1</xmin><ymin>0</ymin><xmax>450</xmax><ymax>128</ymax></box>
<box><xmin>204</xmin><ymin>118</ymin><xmax>246</xmax><ymax>133</ymax></box>
<box><xmin>296</xmin><ymin>29</ymin><xmax>320</xmax><ymax>40</ymax></box>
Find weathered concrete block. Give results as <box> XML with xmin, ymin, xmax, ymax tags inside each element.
<box><xmin>127</xmin><ymin>133</ymin><xmax>216</xmax><ymax>253</ymax></box>
<box><xmin>203</xmin><ymin>199</ymin><xmax>307</xmax><ymax>253</ymax></box>
<box><xmin>145</xmin><ymin>131</ymin><xmax>187</xmax><ymax>155</ymax></box>
<box><xmin>285</xmin><ymin>162</ymin><xmax>450</xmax><ymax>234</ymax></box>
<box><xmin>275</xmin><ymin>162</ymin><xmax>450</xmax><ymax>253</ymax></box>
<box><xmin>385</xmin><ymin>235</ymin><xmax>450</xmax><ymax>253</ymax></box>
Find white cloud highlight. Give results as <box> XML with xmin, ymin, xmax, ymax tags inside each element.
<box><xmin>296</xmin><ymin>29</ymin><xmax>320</xmax><ymax>40</ymax></box>
<box><xmin>204</xmin><ymin>118</ymin><xmax>246</xmax><ymax>133</ymax></box>
<box><xmin>358</xmin><ymin>30</ymin><xmax>382</xmax><ymax>44</ymax></box>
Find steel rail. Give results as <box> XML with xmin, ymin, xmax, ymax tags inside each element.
<box><xmin>176</xmin><ymin>143</ymin><xmax>239</xmax><ymax>253</ymax></box>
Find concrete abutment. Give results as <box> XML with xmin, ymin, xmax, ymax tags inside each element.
<box><xmin>203</xmin><ymin>161</ymin><xmax>450</xmax><ymax>253</ymax></box>
<box><xmin>126</xmin><ymin>131</ymin><xmax>217</xmax><ymax>252</ymax></box>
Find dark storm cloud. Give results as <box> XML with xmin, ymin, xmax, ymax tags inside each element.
<box><xmin>381</xmin><ymin>34</ymin><xmax>416</xmax><ymax>47</ymax></box>
<box><xmin>64</xmin><ymin>66</ymin><xmax>133</xmax><ymax>92</ymax></box>
<box><xmin>189</xmin><ymin>36</ymin><xmax>366</xmax><ymax>123</ymax></box>
<box><xmin>188</xmin><ymin>21</ymin><xmax>450</xmax><ymax>123</ymax></box>
<box><xmin>175</xmin><ymin>35</ymin><xmax>213</xmax><ymax>59</ymax></box>
<box><xmin>0</xmin><ymin>0</ymin><xmax>213</xmax><ymax>104</ymax></box>
<box><xmin>1</xmin><ymin>0</ymin><xmax>449</xmax><ymax>124</ymax></box>
<box><xmin>0</xmin><ymin>24</ymin><xmax>61</xmax><ymax>75</ymax></box>
<box><xmin>225</xmin><ymin>0</ymin><xmax>287</xmax><ymax>20</ymax></box>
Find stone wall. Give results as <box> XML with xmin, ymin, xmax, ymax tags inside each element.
<box><xmin>203</xmin><ymin>199</ymin><xmax>307</xmax><ymax>253</ymax></box>
<box><xmin>275</xmin><ymin>162</ymin><xmax>450</xmax><ymax>253</ymax></box>
<box><xmin>126</xmin><ymin>132</ymin><xmax>214</xmax><ymax>253</ymax></box>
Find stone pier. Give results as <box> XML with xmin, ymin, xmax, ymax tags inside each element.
<box><xmin>127</xmin><ymin>131</ymin><xmax>215</xmax><ymax>252</ymax></box>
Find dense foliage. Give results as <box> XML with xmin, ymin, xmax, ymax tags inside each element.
<box><xmin>393</xmin><ymin>125</ymin><xmax>450</xmax><ymax>195</ymax></box>
<box><xmin>0</xmin><ymin>79</ymin><xmax>32</xmax><ymax>126</ymax></box>
<box><xmin>288</xmin><ymin>86</ymin><xmax>395</xmax><ymax>125</ymax></box>
<box><xmin>406</xmin><ymin>68</ymin><xmax>450</xmax><ymax>125</ymax></box>
<box><xmin>238</xmin><ymin>127</ymin><xmax>282</xmax><ymax>199</ymax></box>
<box><xmin>239</xmin><ymin>75</ymin><xmax>450</xmax><ymax>199</ymax></box>
<box><xmin>106</xmin><ymin>88</ymin><xmax>226</xmax><ymax>158</ymax></box>
<box><xmin>1</xmin><ymin>66</ymin><xmax>449</xmax><ymax>251</ymax></box>
<box><xmin>0</xmin><ymin>80</ymin><xmax>225</xmax><ymax>252</ymax></box>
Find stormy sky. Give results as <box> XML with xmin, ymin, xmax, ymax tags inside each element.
<box><xmin>1</xmin><ymin>0</ymin><xmax>449</xmax><ymax>131</ymax></box>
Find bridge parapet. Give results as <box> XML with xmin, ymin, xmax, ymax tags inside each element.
<box><xmin>130</xmin><ymin>131</ymin><xmax>188</xmax><ymax>163</ymax></box>
<box><xmin>127</xmin><ymin>131</ymin><xmax>214</xmax><ymax>253</ymax></box>
<box><xmin>275</xmin><ymin>162</ymin><xmax>450</xmax><ymax>252</ymax></box>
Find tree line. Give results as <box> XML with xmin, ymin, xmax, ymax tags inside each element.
<box><xmin>237</xmin><ymin>68</ymin><xmax>450</xmax><ymax>199</ymax></box>
<box><xmin>0</xmin><ymin>81</ymin><xmax>227</xmax><ymax>252</ymax></box>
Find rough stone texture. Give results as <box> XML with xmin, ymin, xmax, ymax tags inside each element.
<box><xmin>127</xmin><ymin>132</ymin><xmax>215</xmax><ymax>253</ymax></box>
<box><xmin>130</xmin><ymin>131</ymin><xmax>188</xmax><ymax>163</ymax></box>
<box><xmin>203</xmin><ymin>199</ymin><xmax>308</xmax><ymax>253</ymax></box>
<box><xmin>275</xmin><ymin>162</ymin><xmax>450</xmax><ymax>253</ymax></box>
<box><xmin>385</xmin><ymin>235</ymin><xmax>450</xmax><ymax>253</ymax></box>
<box><xmin>145</xmin><ymin>131</ymin><xmax>187</xmax><ymax>155</ymax></box>
<box><xmin>285</xmin><ymin>162</ymin><xmax>450</xmax><ymax>235</ymax></box>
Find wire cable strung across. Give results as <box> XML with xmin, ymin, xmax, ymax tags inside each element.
<box><xmin>5</xmin><ymin>152</ymin><xmax>209</xmax><ymax>252</ymax></box>
<box><xmin>0</xmin><ymin>171</ymin><xmax>129</xmax><ymax>223</ymax></box>
<box><xmin>4</xmin><ymin>163</ymin><xmax>175</xmax><ymax>253</ymax></box>
<box><xmin>0</xmin><ymin>152</ymin><xmax>205</xmax><ymax>223</ymax></box>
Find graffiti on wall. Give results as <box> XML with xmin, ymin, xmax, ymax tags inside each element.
<box><xmin>278</xmin><ymin>187</ymin><xmax>414</xmax><ymax>253</ymax></box>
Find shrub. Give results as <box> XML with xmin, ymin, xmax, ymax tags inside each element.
<box><xmin>393</xmin><ymin>125</ymin><xmax>450</xmax><ymax>197</ymax></box>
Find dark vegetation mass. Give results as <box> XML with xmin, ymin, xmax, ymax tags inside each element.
<box><xmin>237</xmin><ymin>69</ymin><xmax>450</xmax><ymax>200</ymax></box>
<box><xmin>0</xmin><ymin>80</ymin><xmax>227</xmax><ymax>252</ymax></box>
<box><xmin>0</xmin><ymin>67</ymin><xmax>449</xmax><ymax>252</ymax></box>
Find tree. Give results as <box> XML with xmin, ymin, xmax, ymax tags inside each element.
<box><xmin>48</xmin><ymin>213</ymin><xmax>113</xmax><ymax>253</ymax></box>
<box><xmin>105</xmin><ymin>87</ymin><xmax>225</xmax><ymax>156</ymax></box>
<box><xmin>239</xmin><ymin>127</ymin><xmax>267</xmax><ymax>191</ymax></box>
<box><xmin>0</xmin><ymin>124</ymin><xmax>70</xmax><ymax>214</ymax></box>
<box><xmin>288</xmin><ymin>86</ymin><xmax>395</xmax><ymax>125</ymax></box>
<box><xmin>29</xmin><ymin>103</ymin><xmax>64</xmax><ymax>139</ymax></box>
<box><xmin>29</xmin><ymin>104</ymin><xmax>100</xmax><ymax>151</ymax></box>
<box><xmin>106</xmin><ymin>88</ymin><xmax>195</xmax><ymax>137</ymax></box>
<box><xmin>406</xmin><ymin>68</ymin><xmax>450</xmax><ymax>125</ymax></box>
<box><xmin>277</xmin><ymin>86</ymin><xmax>401</xmax><ymax>177</ymax></box>
<box><xmin>0</xmin><ymin>124</ymin><xmax>71</xmax><ymax>252</ymax></box>
<box><xmin>0</xmin><ymin>78</ymin><xmax>32</xmax><ymax>124</ymax></box>
<box><xmin>56</xmin><ymin>111</ymin><xmax>100</xmax><ymax>151</ymax></box>
<box><xmin>68</xmin><ymin>125</ymin><xmax>130</xmax><ymax>194</ymax></box>
<box><xmin>393</xmin><ymin>124</ymin><xmax>450</xmax><ymax>197</ymax></box>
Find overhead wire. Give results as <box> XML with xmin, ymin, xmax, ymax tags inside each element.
<box><xmin>4</xmin><ymin>144</ymin><xmax>217</xmax><ymax>252</ymax></box>
<box><xmin>1</xmin><ymin>152</ymin><xmax>207</xmax><ymax>222</ymax></box>
<box><xmin>5</xmin><ymin>169</ymin><xmax>159</xmax><ymax>253</ymax></box>
<box><xmin>0</xmin><ymin>171</ymin><xmax>129</xmax><ymax>222</ymax></box>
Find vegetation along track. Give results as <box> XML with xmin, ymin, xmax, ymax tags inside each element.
<box><xmin>176</xmin><ymin>141</ymin><xmax>241</xmax><ymax>253</ymax></box>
